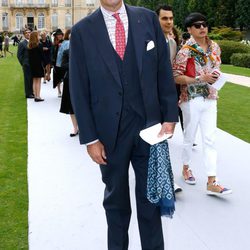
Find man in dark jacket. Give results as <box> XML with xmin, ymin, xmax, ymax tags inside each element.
<box><xmin>70</xmin><ymin>1</ymin><xmax>178</xmax><ymax>249</ymax></box>
<box><xmin>17</xmin><ymin>28</ymin><xmax>34</xmax><ymax>98</ymax></box>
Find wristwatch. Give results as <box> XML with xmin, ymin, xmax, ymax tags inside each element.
<box><xmin>195</xmin><ymin>76</ymin><xmax>201</xmax><ymax>83</ymax></box>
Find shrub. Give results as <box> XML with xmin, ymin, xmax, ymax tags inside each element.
<box><xmin>216</xmin><ymin>40</ymin><xmax>250</xmax><ymax>64</ymax></box>
<box><xmin>208</xmin><ymin>33</ymin><xmax>223</xmax><ymax>40</ymax></box>
<box><xmin>210</xmin><ymin>27</ymin><xmax>243</xmax><ymax>41</ymax></box>
<box><xmin>241</xmin><ymin>40</ymin><xmax>250</xmax><ymax>46</ymax></box>
<box><xmin>230</xmin><ymin>53</ymin><xmax>250</xmax><ymax>68</ymax></box>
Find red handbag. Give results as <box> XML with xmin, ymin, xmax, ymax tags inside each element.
<box><xmin>185</xmin><ymin>57</ymin><xmax>196</xmax><ymax>77</ymax></box>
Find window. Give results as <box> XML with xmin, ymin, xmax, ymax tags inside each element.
<box><xmin>2</xmin><ymin>12</ymin><xmax>8</xmax><ymax>29</ymax></box>
<box><xmin>38</xmin><ymin>13</ymin><xmax>45</xmax><ymax>29</ymax></box>
<box><xmin>51</xmin><ymin>0</ymin><xmax>58</xmax><ymax>7</ymax></box>
<box><xmin>38</xmin><ymin>0</ymin><xmax>45</xmax><ymax>4</ymax></box>
<box><xmin>51</xmin><ymin>13</ymin><xmax>58</xmax><ymax>30</ymax></box>
<box><xmin>27</xmin><ymin>0</ymin><xmax>33</xmax><ymax>4</ymax></box>
<box><xmin>65</xmin><ymin>0</ymin><xmax>71</xmax><ymax>7</ymax></box>
<box><xmin>65</xmin><ymin>13</ymin><xmax>72</xmax><ymax>28</ymax></box>
<box><xmin>2</xmin><ymin>0</ymin><xmax>8</xmax><ymax>6</ymax></box>
<box><xmin>16</xmin><ymin>13</ymin><xmax>23</xmax><ymax>30</ymax></box>
<box><xmin>86</xmin><ymin>0</ymin><xmax>95</xmax><ymax>6</ymax></box>
<box><xmin>15</xmin><ymin>0</ymin><xmax>22</xmax><ymax>5</ymax></box>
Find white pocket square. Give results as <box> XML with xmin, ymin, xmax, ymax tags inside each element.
<box><xmin>146</xmin><ymin>40</ymin><xmax>155</xmax><ymax>51</ymax></box>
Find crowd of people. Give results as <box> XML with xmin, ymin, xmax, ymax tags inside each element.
<box><xmin>16</xmin><ymin>27</ymin><xmax>78</xmax><ymax>136</ymax></box>
<box><xmin>14</xmin><ymin>1</ymin><xmax>232</xmax><ymax>249</ymax></box>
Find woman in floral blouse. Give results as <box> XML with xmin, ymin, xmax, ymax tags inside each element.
<box><xmin>173</xmin><ymin>13</ymin><xmax>232</xmax><ymax>196</ymax></box>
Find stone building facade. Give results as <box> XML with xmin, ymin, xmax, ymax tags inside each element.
<box><xmin>0</xmin><ymin>0</ymin><xmax>99</xmax><ymax>33</ymax></box>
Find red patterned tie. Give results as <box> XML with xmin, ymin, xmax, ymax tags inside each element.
<box><xmin>113</xmin><ymin>13</ymin><xmax>126</xmax><ymax>60</ymax></box>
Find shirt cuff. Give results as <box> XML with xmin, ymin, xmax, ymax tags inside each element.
<box><xmin>85</xmin><ymin>139</ymin><xmax>99</xmax><ymax>146</ymax></box>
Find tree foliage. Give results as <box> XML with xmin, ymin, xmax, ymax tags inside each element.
<box><xmin>124</xmin><ymin>0</ymin><xmax>250</xmax><ymax>30</ymax></box>
<box><xmin>236</xmin><ymin>0</ymin><xmax>250</xmax><ymax>30</ymax></box>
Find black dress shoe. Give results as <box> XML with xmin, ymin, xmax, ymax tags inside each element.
<box><xmin>26</xmin><ymin>95</ymin><xmax>34</xmax><ymax>99</ymax></box>
<box><xmin>70</xmin><ymin>131</ymin><xmax>79</xmax><ymax>137</ymax></box>
<box><xmin>34</xmin><ymin>98</ymin><xmax>44</xmax><ymax>102</ymax></box>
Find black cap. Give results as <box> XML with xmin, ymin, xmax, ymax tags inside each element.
<box><xmin>53</xmin><ymin>28</ymin><xmax>64</xmax><ymax>36</ymax></box>
<box><xmin>184</xmin><ymin>12</ymin><xmax>207</xmax><ymax>29</ymax></box>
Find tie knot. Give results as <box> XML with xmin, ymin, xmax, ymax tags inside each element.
<box><xmin>113</xmin><ymin>13</ymin><xmax>121</xmax><ymax>21</ymax></box>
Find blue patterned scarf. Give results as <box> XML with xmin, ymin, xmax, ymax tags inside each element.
<box><xmin>147</xmin><ymin>140</ymin><xmax>175</xmax><ymax>218</ymax></box>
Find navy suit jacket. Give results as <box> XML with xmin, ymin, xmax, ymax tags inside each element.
<box><xmin>17</xmin><ymin>39</ymin><xmax>29</xmax><ymax>66</ymax></box>
<box><xmin>70</xmin><ymin>5</ymin><xmax>178</xmax><ymax>152</ymax></box>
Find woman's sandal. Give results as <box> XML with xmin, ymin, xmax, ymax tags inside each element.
<box><xmin>182</xmin><ymin>167</ymin><xmax>196</xmax><ymax>185</ymax></box>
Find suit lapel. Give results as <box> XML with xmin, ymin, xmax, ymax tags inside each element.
<box><xmin>126</xmin><ymin>5</ymin><xmax>145</xmax><ymax>78</ymax></box>
<box><xmin>89</xmin><ymin>9</ymin><xmax>121</xmax><ymax>87</ymax></box>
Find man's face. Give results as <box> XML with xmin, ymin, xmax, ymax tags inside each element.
<box><xmin>56</xmin><ymin>34</ymin><xmax>63</xmax><ymax>41</ymax></box>
<box><xmin>24</xmin><ymin>30</ymin><xmax>31</xmax><ymax>39</ymax></box>
<box><xmin>100</xmin><ymin>0</ymin><xmax>123</xmax><ymax>11</ymax></box>
<box><xmin>158</xmin><ymin>10</ymin><xmax>174</xmax><ymax>36</ymax></box>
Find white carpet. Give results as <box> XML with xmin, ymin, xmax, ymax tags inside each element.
<box><xmin>28</xmin><ymin>81</ymin><xmax>250</xmax><ymax>250</ymax></box>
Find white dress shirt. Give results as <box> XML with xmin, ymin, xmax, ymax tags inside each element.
<box><xmin>100</xmin><ymin>2</ymin><xmax>128</xmax><ymax>49</ymax></box>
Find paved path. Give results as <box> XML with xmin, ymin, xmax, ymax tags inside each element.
<box><xmin>28</xmin><ymin>81</ymin><xmax>250</xmax><ymax>250</ymax></box>
<box><xmin>224</xmin><ymin>73</ymin><xmax>250</xmax><ymax>87</ymax></box>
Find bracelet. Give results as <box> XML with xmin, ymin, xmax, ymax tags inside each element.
<box><xmin>195</xmin><ymin>76</ymin><xmax>201</xmax><ymax>83</ymax></box>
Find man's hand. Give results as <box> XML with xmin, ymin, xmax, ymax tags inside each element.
<box><xmin>158</xmin><ymin>122</ymin><xmax>176</xmax><ymax>138</ymax></box>
<box><xmin>87</xmin><ymin>141</ymin><xmax>107</xmax><ymax>165</ymax></box>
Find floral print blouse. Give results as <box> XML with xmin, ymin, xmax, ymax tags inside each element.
<box><xmin>172</xmin><ymin>36</ymin><xmax>221</xmax><ymax>103</ymax></box>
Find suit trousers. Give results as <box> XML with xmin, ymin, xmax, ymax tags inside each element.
<box><xmin>100</xmin><ymin>108</ymin><xmax>164</xmax><ymax>250</ymax></box>
<box><xmin>22</xmin><ymin>64</ymin><xmax>33</xmax><ymax>97</ymax></box>
<box><xmin>180</xmin><ymin>97</ymin><xmax>217</xmax><ymax>176</ymax></box>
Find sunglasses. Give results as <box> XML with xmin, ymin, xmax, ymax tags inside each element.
<box><xmin>192</xmin><ymin>22</ymin><xmax>208</xmax><ymax>29</ymax></box>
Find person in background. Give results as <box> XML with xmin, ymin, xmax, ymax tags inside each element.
<box><xmin>52</xmin><ymin>29</ymin><xmax>64</xmax><ymax>97</ymax></box>
<box><xmin>169</xmin><ymin>26</ymin><xmax>180</xmax><ymax>48</ymax></box>
<box><xmin>59</xmin><ymin>29</ymin><xmax>78</xmax><ymax>137</ymax></box>
<box><xmin>70</xmin><ymin>0</ymin><xmax>178</xmax><ymax>249</ymax></box>
<box><xmin>17</xmin><ymin>28</ymin><xmax>34</xmax><ymax>98</ymax></box>
<box><xmin>56</xmin><ymin>29</ymin><xmax>70</xmax><ymax>91</ymax></box>
<box><xmin>3</xmin><ymin>33</ymin><xmax>13</xmax><ymax>57</ymax></box>
<box><xmin>173</xmin><ymin>12</ymin><xmax>232</xmax><ymax>196</ymax></box>
<box><xmin>12</xmin><ymin>35</ymin><xmax>19</xmax><ymax>46</ymax></box>
<box><xmin>60</xmin><ymin>47</ymin><xmax>79</xmax><ymax>136</ymax></box>
<box><xmin>0</xmin><ymin>33</ymin><xmax>3</xmax><ymax>58</ymax></box>
<box><xmin>156</xmin><ymin>4</ymin><xmax>182</xmax><ymax>193</ymax></box>
<box><xmin>180</xmin><ymin>32</ymin><xmax>191</xmax><ymax>47</ymax></box>
<box><xmin>40</xmin><ymin>30</ymin><xmax>52</xmax><ymax>83</ymax></box>
<box><xmin>27</xmin><ymin>31</ymin><xmax>45</xmax><ymax>102</ymax></box>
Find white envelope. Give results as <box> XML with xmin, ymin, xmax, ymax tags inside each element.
<box><xmin>212</xmin><ymin>72</ymin><xmax>228</xmax><ymax>90</ymax></box>
<box><xmin>146</xmin><ymin>40</ymin><xmax>155</xmax><ymax>51</ymax></box>
<box><xmin>139</xmin><ymin>123</ymin><xmax>173</xmax><ymax>145</ymax></box>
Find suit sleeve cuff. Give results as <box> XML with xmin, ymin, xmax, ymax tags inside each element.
<box><xmin>85</xmin><ymin>139</ymin><xmax>99</xmax><ymax>146</ymax></box>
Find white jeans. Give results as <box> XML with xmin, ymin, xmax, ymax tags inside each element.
<box><xmin>180</xmin><ymin>97</ymin><xmax>217</xmax><ymax>176</ymax></box>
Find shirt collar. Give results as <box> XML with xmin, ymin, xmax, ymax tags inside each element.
<box><xmin>188</xmin><ymin>36</ymin><xmax>212</xmax><ymax>47</ymax></box>
<box><xmin>100</xmin><ymin>1</ymin><xmax>126</xmax><ymax>19</ymax></box>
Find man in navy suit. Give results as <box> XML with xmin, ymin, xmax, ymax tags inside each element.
<box><xmin>70</xmin><ymin>1</ymin><xmax>178</xmax><ymax>249</ymax></box>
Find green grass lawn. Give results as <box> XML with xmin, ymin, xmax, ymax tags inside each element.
<box><xmin>0</xmin><ymin>46</ymin><xmax>249</xmax><ymax>249</ymax></box>
<box><xmin>221</xmin><ymin>64</ymin><xmax>250</xmax><ymax>77</ymax></box>
<box><xmin>0</xmin><ymin>46</ymin><xmax>28</xmax><ymax>249</ymax></box>
<box><xmin>217</xmin><ymin>82</ymin><xmax>250</xmax><ymax>143</ymax></box>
